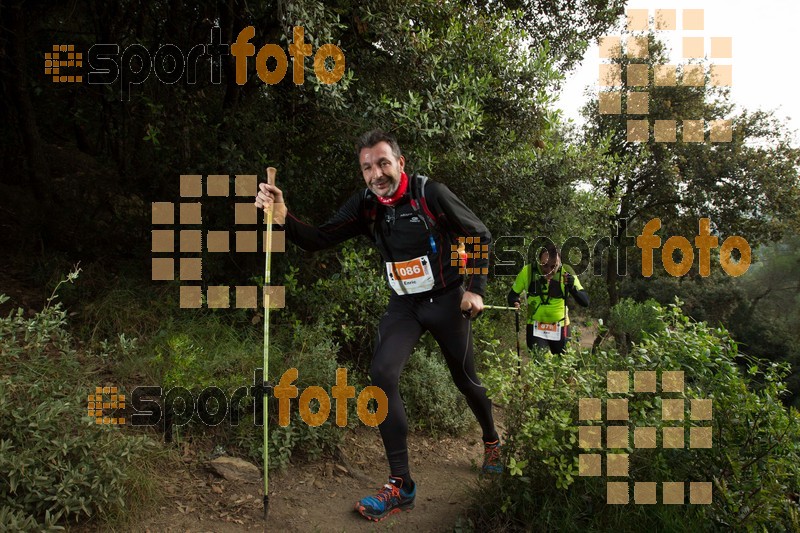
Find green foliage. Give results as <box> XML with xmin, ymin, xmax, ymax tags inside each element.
<box><xmin>727</xmin><ymin>235</ymin><xmax>800</xmax><ymax>406</ymax></box>
<box><xmin>0</xmin><ymin>294</ymin><xmax>166</xmax><ymax>531</ymax></box>
<box><xmin>259</xmin><ymin>320</ymin><xmax>359</xmax><ymax>468</ymax></box>
<box><xmin>608</xmin><ymin>297</ymin><xmax>664</xmax><ymax>344</ymax></box>
<box><xmin>473</xmin><ymin>302</ymin><xmax>800</xmax><ymax>531</ymax></box>
<box><xmin>400</xmin><ymin>346</ymin><xmax>472</xmax><ymax>436</ymax></box>
<box><xmin>580</xmin><ymin>31</ymin><xmax>800</xmax><ymax>313</ymax></box>
<box><xmin>285</xmin><ymin>243</ymin><xmax>388</xmax><ymax>372</ymax></box>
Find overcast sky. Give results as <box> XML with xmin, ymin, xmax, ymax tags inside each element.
<box><xmin>556</xmin><ymin>0</ymin><xmax>798</xmax><ymax>143</ymax></box>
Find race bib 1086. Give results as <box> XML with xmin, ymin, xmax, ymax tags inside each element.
<box><xmin>386</xmin><ymin>255</ymin><xmax>435</xmax><ymax>295</ymax></box>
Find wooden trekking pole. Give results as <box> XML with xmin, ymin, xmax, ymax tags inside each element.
<box><xmin>262</xmin><ymin>166</ymin><xmax>277</xmax><ymax>519</ymax></box>
<box><xmin>515</xmin><ymin>308</ymin><xmax>521</xmax><ymax>376</ymax></box>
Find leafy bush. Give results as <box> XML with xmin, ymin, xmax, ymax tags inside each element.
<box><xmin>0</xmin><ymin>294</ymin><xmax>165</xmax><ymax>531</ymax></box>
<box><xmin>400</xmin><ymin>346</ymin><xmax>473</xmax><ymax>436</ymax></box>
<box><xmin>474</xmin><ymin>301</ymin><xmax>800</xmax><ymax>531</ymax></box>
<box><xmin>284</xmin><ymin>243</ymin><xmax>389</xmax><ymax>372</ymax></box>
<box><xmin>608</xmin><ymin>297</ymin><xmax>664</xmax><ymax>344</ymax></box>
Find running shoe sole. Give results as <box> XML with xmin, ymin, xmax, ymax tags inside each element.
<box><xmin>354</xmin><ymin>500</ymin><xmax>415</xmax><ymax>521</ymax></box>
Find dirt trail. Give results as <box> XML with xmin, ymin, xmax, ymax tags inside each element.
<box><xmin>77</xmin><ymin>424</ymin><xmax>497</xmax><ymax>533</ymax></box>
<box><xmin>69</xmin><ymin>326</ymin><xmax>603</xmax><ymax>532</ymax></box>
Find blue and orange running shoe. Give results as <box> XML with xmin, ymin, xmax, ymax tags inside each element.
<box><xmin>482</xmin><ymin>440</ymin><xmax>503</xmax><ymax>474</ymax></box>
<box><xmin>354</xmin><ymin>477</ymin><xmax>416</xmax><ymax>521</ymax></box>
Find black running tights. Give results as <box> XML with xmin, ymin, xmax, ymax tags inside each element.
<box><xmin>369</xmin><ymin>286</ymin><xmax>498</xmax><ymax>478</ymax></box>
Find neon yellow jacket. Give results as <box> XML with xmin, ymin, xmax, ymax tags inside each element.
<box><xmin>508</xmin><ymin>264</ymin><xmax>584</xmax><ymax>326</ymax></box>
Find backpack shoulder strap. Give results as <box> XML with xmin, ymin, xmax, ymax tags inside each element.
<box><xmin>409</xmin><ymin>174</ymin><xmax>438</xmax><ymax>229</ymax></box>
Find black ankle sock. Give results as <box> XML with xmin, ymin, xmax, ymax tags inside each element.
<box><xmin>391</xmin><ymin>474</ymin><xmax>414</xmax><ymax>491</ymax></box>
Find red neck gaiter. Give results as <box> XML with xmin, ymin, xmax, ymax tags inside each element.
<box><xmin>376</xmin><ymin>172</ymin><xmax>408</xmax><ymax>206</ymax></box>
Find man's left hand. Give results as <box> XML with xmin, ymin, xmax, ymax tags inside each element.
<box><xmin>461</xmin><ymin>291</ymin><xmax>484</xmax><ymax>319</ymax></box>
<box><xmin>564</xmin><ymin>272</ymin><xmax>575</xmax><ymax>293</ymax></box>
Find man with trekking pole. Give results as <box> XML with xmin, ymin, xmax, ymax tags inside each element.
<box><xmin>255</xmin><ymin>129</ymin><xmax>502</xmax><ymax>521</ymax></box>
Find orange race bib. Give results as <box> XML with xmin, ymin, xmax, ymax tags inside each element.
<box><xmin>386</xmin><ymin>255</ymin><xmax>435</xmax><ymax>295</ymax></box>
<box><xmin>533</xmin><ymin>321</ymin><xmax>562</xmax><ymax>341</ymax></box>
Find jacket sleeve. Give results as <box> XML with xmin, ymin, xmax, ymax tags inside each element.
<box><xmin>285</xmin><ymin>191</ymin><xmax>367</xmax><ymax>252</ymax></box>
<box><xmin>427</xmin><ymin>182</ymin><xmax>492</xmax><ymax>297</ymax></box>
<box><xmin>563</xmin><ymin>266</ymin><xmax>589</xmax><ymax>307</ymax></box>
<box><xmin>507</xmin><ymin>265</ymin><xmax>529</xmax><ymax>306</ymax></box>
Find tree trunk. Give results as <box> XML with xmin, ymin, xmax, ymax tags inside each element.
<box><xmin>7</xmin><ymin>2</ymin><xmax>54</xmax><ymax>227</ymax></box>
